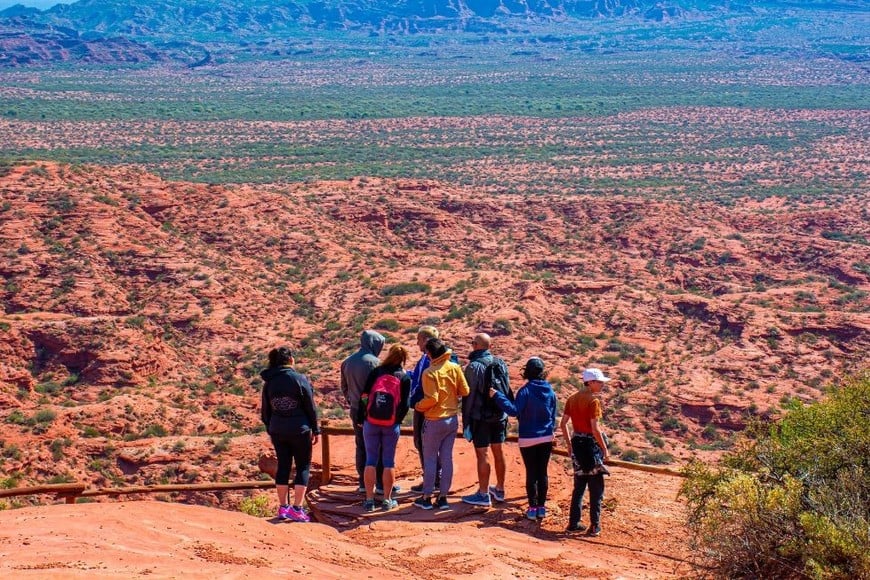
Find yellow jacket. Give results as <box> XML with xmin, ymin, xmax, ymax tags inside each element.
<box><xmin>415</xmin><ymin>350</ymin><xmax>470</xmax><ymax>420</ymax></box>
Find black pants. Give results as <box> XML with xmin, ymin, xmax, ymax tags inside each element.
<box><xmin>569</xmin><ymin>474</ymin><xmax>605</xmax><ymax>528</ymax></box>
<box><xmin>413</xmin><ymin>410</ymin><xmax>441</xmax><ymax>483</ymax></box>
<box><xmin>270</xmin><ymin>433</ymin><xmax>312</xmax><ymax>487</ymax></box>
<box><xmin>519</xmin><ymin>442</ymin><xmax>552</xmax><ymax>507</ymax></box>
<box><xmin>354</xmin><ymin>421</ymin><xmax>383</xmax><ymax>488</ymax></box>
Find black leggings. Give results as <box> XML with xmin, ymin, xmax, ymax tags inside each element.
<box><xmin>519</xmin><ymin>442</ymin><xmax>552</xmax><ymax>507</ymax></box>
<box><xmin>270</xmin><ymin>433</ymin><xmax>312</xmax><ymax>486</ymax></box>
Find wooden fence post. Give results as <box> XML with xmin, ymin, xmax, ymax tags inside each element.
<box><xmin>321</xmin><ymin>419</ymin><xmax>331</xmax><ymax>485</ymax></box>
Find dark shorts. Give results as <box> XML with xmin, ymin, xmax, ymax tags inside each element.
<box><xmin>471</xmin><ymin>419</ymin><xmax>507</xmax><ymax>449</ymax></box>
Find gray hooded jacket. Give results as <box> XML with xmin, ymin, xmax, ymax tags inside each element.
<box><xmin>340</xmin><ymin>330</ymin><xmax>385</xmax><ymax>419</ymax></box>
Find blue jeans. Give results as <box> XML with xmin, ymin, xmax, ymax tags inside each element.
<box><xmin>569</xmin><ymin>474</ymin><xmax>605</xmax><ymax>528</ymax></box>
<box><xmin>422</xmin><ymin>415</ymin><xmax>457</xmax><ymax>497</ymax></box>
<box><xmin>363</xmin><ymin>422</ymin><xmax>400</xmax><ymax>468</ymax></box>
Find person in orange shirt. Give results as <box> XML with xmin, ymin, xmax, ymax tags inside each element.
<box><xmin>560</xmin><ymin>368</ymin><xmax>611</xmax><ymax>537</ymax></box>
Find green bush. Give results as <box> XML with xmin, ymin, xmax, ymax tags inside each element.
<box><xmin>373</xmin><ymin>318</ymin><xmax>400</xmax><ymax>331</ymax></box>
<box><xmin>680</xmin><ymin>372</ymin><xmax>870</xmax><ymax>579</ymax></box>
<box><xmin>239</xmin><ymin>494</ymin><xmax>272</xmax><ymax>518</ymax></box>
<box><xmin>380</xmin><ymin>282</ymin><xmax>431</xmax><ymax>296</ymax></box>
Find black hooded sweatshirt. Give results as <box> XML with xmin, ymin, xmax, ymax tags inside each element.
<box><xmin>260</xmin><ymin>366</ymin><xmax>320</xmax><ymax>437</ymax></box>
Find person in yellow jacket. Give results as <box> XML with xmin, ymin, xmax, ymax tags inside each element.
<box><xmin>413</xmin><ymin>337</ymin><xmax>470</xmax><ymax>510</ymax></box>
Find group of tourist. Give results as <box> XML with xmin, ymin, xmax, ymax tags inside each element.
<box><xmin>259</xmin><ymin>325</ymin><xmax>611</xmax><ymax>536</ymax></box>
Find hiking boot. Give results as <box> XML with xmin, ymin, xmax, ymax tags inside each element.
<box><xmin>566</xmin><ymin>523</ymin><xmax>587</xmax><ymax>533</ymax></box>
<box><xmin>381</xmin><ymin>498</ymin><xmax>398</xmax><ymax>512</ymax></box>
<box><xmin>413</xmin><ymin>496</ymin><xmax>434</xmax><ymax>510</ymax></box>
<box><xmin>287</xmin><ymin>506</ymin><xmax>310</xmax><ymax>523</ymax></box>
<box><xmin>277</xmin><ymin>505</ymin><xmax>292</xmax><ymax>521</ymax></box>
<box><xmin>363</xmin><ymin>499</ymin><xmax>376</xmax><ymax>513</ymax></box>
<box><xmin>525</xmin><ymin>506</ymin><xmax>537</xmax><ymax>521</ymax></box>
<box><xmin>436</xmin><ymin>496</ymin><xmax>451</xmax><ymax>510</ymax></box>
<box><xmin>588</xmin><ymin>525</ymin><xmax>601</xmax><ymax>537</ymax></box>
<box><xmin>461</xmin><ymin>491</ymin><xmax>492</xmax><ymax>507</ymax></box>
<box><xmin>536</xmin><ymin>506</ymin><xmax>547</xmax><ymax>519</ymax></box>
<box><xmin>488</xmin><ymin>485</ymin><xmax>505</xmax><ymax>503</ymax></box>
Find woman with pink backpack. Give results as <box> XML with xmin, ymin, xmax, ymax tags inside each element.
<box><xmin>357</xmin><ymin>344</ymin><xmax>411</xmax><ymax>512</ymax></box>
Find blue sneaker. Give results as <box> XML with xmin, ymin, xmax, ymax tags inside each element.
<box><xmin>363</xmin><ymin>499</ymin><xmax>376</xmax><ymax>512</ymax></box>
<box><xmin>381</xmin><ymin>498</ymin><xmax>398</xmax><ymax>512</ymax></box>
<box><xmin>536</xmin><ymin>506</ymin><xmax>547</xmax><ymax>519</ymax></box>
<box><xmin>488</xmin><ymin>485</ymin><xmax>505</xmax><ymax>503</ymax></box>
<box><xmin>526</xmin><ymin>506</ymin><xmax>537</xmax><ymax>521</ymax></box>
<box><xmin>461</xmin><ymin>491</ymin><xmax>492</xmax><ymax>507</ymax></box>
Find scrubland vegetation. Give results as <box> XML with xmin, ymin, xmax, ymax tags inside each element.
<box><xmin>682</xmin><ymin>372</ymin><xmax>870</xmax><ymax>579</ymax></box>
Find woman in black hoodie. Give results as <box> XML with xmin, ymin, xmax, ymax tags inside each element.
<box><xmin>260</xmin><ymin>346</ymin><xmax>320</xmax><ymax>522</ymax></box>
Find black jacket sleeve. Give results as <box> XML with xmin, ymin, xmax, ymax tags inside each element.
<box><xmin>260</xmin><ymin>379</ymin><xmax>271</xmax><ymax>428</ymax></box>
<box><xmin>300</xmin><ymin>376</ymin><xmax>320</xmax><ymax>435</ymax></box>
<box><xmin>396</xmin><ymin>371</ymin><xmax>411</xmax><ymax>425</ymax></box>
<box><xmin>356</xmin><ymin>367</ymin><xmax>380</xmax><ymax>425</ymax></box>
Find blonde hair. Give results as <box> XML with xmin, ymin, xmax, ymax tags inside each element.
<box><xmin>382</xmin><ymin>344</ymin><xmax>408</xmax><ymax>368</ymax></box>
<box><xmin>417</xmin><ymin>325</ymin><xmax>439</xmax><ymax>340</ymax></box>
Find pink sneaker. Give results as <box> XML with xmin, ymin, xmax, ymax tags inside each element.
<box><xmin>287</xmin><ymin>506</ymin><xmax>310</xmax><ymax>523</ymax></box>
<box><xmin>277</xmin><ymin>505</ymin><xmax>292</xmax><ymax>520</ymax></box>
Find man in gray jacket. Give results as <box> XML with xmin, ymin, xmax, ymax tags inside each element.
<box><xmin>340</xmin><ymin>329</ymin><xmax>386</xmax><ymax>493</ymax></box>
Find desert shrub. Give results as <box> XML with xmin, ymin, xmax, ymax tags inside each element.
<box><xmin>444</xmin><ymin>301</ymin><xmax>482</xmax><ymax>321</ymax></box>
<box><xmin>492</xmin><ymin>318</ymin><xmax>513</xmax><ymax>335</ymax></box>
<box><xmin>620</xmin><ymin>449</ymin><xmax>640</xmax><ymax>462</ymax></box>
<box><xmin>680</xmin><ymin>372</ymin><xmax>870</xmax><ymax>579</ymax></box>
<box><xmin>33</xmin><ymin>409</ymin><xmax>56</xmax><ymax>424</ymax></box>
<box><xmin>141</xmin><ymin>423</ymin><xmax>168</xmax><ymax>438</ymax></box>
<box><xmin>380</xmin><ymin>282</ymin><xmax>431</xmax><ymax>296</ymax></box>
<box><xmin>373</xmin><ymin>318</ymin><xmax>400</xmax><ymax>331</ymax></box>
<box><xmin>239</xmin><ymin>494</ymin><xmax>272</xmax><ymax>518</ymax></box>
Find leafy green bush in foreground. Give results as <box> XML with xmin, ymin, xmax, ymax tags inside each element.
<box><xmin>681</xmin><ymin>372</ymin><xmax>870</xmax><ymax>579</ymax></box>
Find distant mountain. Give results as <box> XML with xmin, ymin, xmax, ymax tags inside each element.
<box><xmin>0</xmin><ymin>20</ymin><xmax>168</xmax><ymax>65</ymax></box>
<box><xmin>2</xmin><ymin>0</ymin><xmax>735</xmax><ymax>41</ymax></box>
<box><xmin>1</xmin><ymin>0</ymin><xmax>864</xmax><ymax>65</ymax></box>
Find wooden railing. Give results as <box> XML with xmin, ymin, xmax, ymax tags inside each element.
<box><xmin>0</xmin><ymin>421</ymin><xmax>683</xmax><ymax>505</ymax></box>
<box><xmin>0</xmin><ymin>480</ymin><xmax>273</xmax><ymax>504</ymax></box>
<box><xmin>319</xmin><ymin>419</ymin><xmax>685</xmax><ymax>482</ymax></box>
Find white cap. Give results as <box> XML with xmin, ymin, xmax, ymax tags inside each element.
<box><xmin>582</xmin><ymin>368</ymin><xmax>611</xmax><ymax>383</ymax></box>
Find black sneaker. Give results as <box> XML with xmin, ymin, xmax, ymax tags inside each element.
<box><xmin>410</xmin><ymin>483</ymin><xmax>424</xmax><ymax>493</ymax></box>
<box><xmin>566</xmin><ymin>523</ymin><xmax>587</xmax><ymax>533</ymax></box>
<box><xmin>413</xmin><ymin>496</ymin><xmax>434</xmax><ymax>510</ymax></box>
<box><xmin>436</xmin><ymin>496</ymin><xmax>450</xmax><ymax>510</ymax></box>
<box><xmin>588</xmin><ymin>525</ymin><xmax>601</xmax><ymax>537</ymax></box>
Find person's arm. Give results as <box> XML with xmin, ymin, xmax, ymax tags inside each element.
<box><xmin>590</xmin><ymin>417</ymin><xmax>608</xmax><ymax>461</ymax></box>
<box><xmin>461</xmin><ymin>363</ymin><xmax>480</xmax><ymax>428</ymax></box>
<box><xmin>354</xmin><ymin>368</ymin><xmax>378</xmax><ymax>426</ymax></box>
<box><xmin>548</xmin><ymin>392</ymin><xmax>558</xmax><ymax>440</ymax></box>
<box><xmin>396</xmin><ymin>372</ymin><xmax>411</xmax><ymax>424</ymax></box>
<box><xmin>560</xmin><ymin>413</ymin><xmax>572</xmax><ymax>451</ymax></box>
<box><xmin>260</xmin><ymin>379</ymin><xmax>271</xmax><ymax>427</ymax></box>
<box><xmin>340</xmin><ymin>361</ymin><xmax>349</xmax><ymax>402</ymax></box>
<box><xmin>415</xmin><ymin>372</ymin><xmax>438</xmax><ymax>412</ymax></box>
<box><xmin>301</xmin><ymin>378</ymin><xmax>320</xmax><ymax>445</ymax></box>
<box><xmin>489</xmin><ymin>386</ymin><xmax>519</xmax><ymax>417</ymax></box>
<box><xmin>456</xmin><ymin>367</ymin><xmax>470</xmax><ymax>398</ymax></box>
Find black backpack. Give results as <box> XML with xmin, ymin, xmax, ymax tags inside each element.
<box><xmin>480</xmin><ymin>357</ymin><xmax>513</xmax><ymax>422</ymax></box>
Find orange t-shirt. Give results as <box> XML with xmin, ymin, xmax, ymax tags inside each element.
<box><xmin>564</xmin><ymin>391</ymin><xmax>602</xmax><ymax>435</ymax></box>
